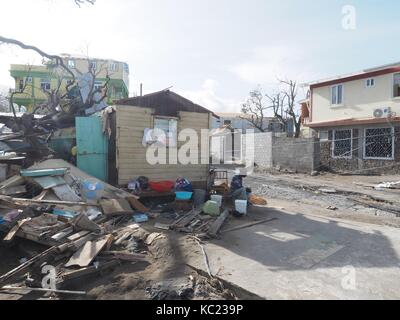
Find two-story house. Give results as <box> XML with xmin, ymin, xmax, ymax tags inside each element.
<box><xmin>9</xmin><ymin>54</ymin><xmax>130</xmax><ymax>112</ymax></box>
<box><xmin>304</xmin><ymin>62</ymin><xmax>400</xmax><ymax>173</ymax></box>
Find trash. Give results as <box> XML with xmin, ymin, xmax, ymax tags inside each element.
<box><xmin>175</xmin><ymin>178</ymin><xmax>193</xmax><ymax>192</ymax></box>
<box><xmin>248</xmin><ymin>195</ymin><xmax>268</xmax><ymax>206</ymax></box>
<box><xmin>145</xmin><ymin>232</ymin><xmax>165</xmax><ymax>245</ymax></box>
<box><xmin>318</xmin><ymin>188</ymin><xmax>337</xmax><ymax>194</ymax></box>
<box><xmin>65</xmin><ymin>237</ymin><xmax>110</xmax><ymax>268</ymax></box>
<box><xmin>133</xmin><ymin>214</ymin><xmax>149</xmax><ymax>223</ymax></box>
<box><xmin>128</xmin><ymin>176</ymin><xmax>150</xmax><ymax>194</ymax></box>
<box><xmin>100</xmin><ymin>199</ymin><xmax>134</xmax><ymax>216</ymax></box>
<box><xmin>33</xmin><ymin>176</ymin><xmax>66</xmax><ymax>189</ymax></box>
<box><xmin>154</xmin><ymin>222</ymin><xmax>171</xmax><ymax>231</ymax></box>
<box><xmin>374</xmin><ymin>181</ymin><xmax>400</xmax><ymax>190</ymax></box>
<box><xmin>3</xmin><ymin>209</ymin><xmax>22</xmax><ymax>222</ymax></box>
<box><xmin>20</xmin><ymin>168</ymin><xmax>68</xmax><ymax>177</ymax></box>
<box><xmin>71</xmin><ymin>213</ymin><xmax>101</xmax><ymax>233</ymax></box>
<box><xmin>85</xmin><ymin>207</ymin><xmax>103</xmax><ymax>221</ymax></box>
<box><xmin>52</xmin><ymin>209</ymin><xmax>77</xmax><ymax>219</ymax></box>
<box><xmin>203</xmin><ymin>201</ymin><xmax>220</xmax><ymax>216</ymax></box>
<box><xmin>326</xmin><ymin>206</ymin><xmax>338</xmax><ymax>211</ymax></box>
<box><xmin>81</xmin><ymin>179</ymin><xmax>105</xmax><ymax>201</ymax></box>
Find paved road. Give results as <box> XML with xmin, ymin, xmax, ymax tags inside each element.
<box><xmin>187</xmin><ymin>206</ymin><xmax>400</xmax><ymax>299</ymax></box>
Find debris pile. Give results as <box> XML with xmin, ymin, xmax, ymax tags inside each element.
<box><xmin>0</xmin><ymin>158</ymin><xmax>269</xmax><ymax>298</ymax></box>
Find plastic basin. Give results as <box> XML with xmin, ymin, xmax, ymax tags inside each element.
<box><xmin>175</xmin><ymin>191</ymin><xmax>193</xmax><ymax>200</ymax></box>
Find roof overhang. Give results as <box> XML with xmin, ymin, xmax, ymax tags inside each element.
<box><xmin>305</xmin><ymin>62</ymin><xmax>400</xmax><ymax>89</ymax></box>
<box><xmin>307</xmin><ymin>117</ymin><xmax>400</xmax><ymax>129</ymax></box>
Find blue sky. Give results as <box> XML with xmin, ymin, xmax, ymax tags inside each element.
<box><xmin>1</xmin><ymin>0</ymin><xmax>400</xmax><ymax>112</ymax></box>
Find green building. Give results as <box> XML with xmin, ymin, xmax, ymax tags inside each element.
<box><xmin>9</xmin><ymin>54</ymin><xmax>130</xmax><ymax>112</ymax></box>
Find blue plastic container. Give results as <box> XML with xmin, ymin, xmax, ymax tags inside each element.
<box><xmin>175</xmin><ymin>191</ymin><xmax>193</xmax><ymax>200</ymax></box>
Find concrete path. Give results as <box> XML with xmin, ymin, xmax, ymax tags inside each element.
<box><xmin>187</xmin><ymin>207</ymin><xmax>400</xmax><ymax>299</ymax></box>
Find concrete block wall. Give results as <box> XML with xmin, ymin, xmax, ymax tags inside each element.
<box><xmin>272</xmin><ymin>136</ymin><xmax>320</xmax><ymax>173</ymax></box>
<box><xmin>242</xmin><ymin>132</ymin><xmax>273</xmax><ymax>168</ymax></box>
<box><xmin>242</xmin><ymin>132</ymin><xmax>319</xmax><ymax>173</ymax></box>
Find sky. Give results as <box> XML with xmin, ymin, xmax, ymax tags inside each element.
<box><xmin>1</xmin><ymin>0</ymin><xmax>400</xmax><ymax>114</ymax></box>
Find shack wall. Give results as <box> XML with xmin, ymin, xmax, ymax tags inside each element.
<box><xmin>115</xmin><ymin>105</ymin><xmax>210</xmax><ymax>185</ymax></box>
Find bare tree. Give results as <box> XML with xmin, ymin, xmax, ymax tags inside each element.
<box><xmin>275</xmin><ymin>79</ymin><xmax>301</xmax><ymax>138</ymax></box>
<box><xmin>241</xmin><ymin>90</ymin><xmax>270</xmax><ymax>132</ymax></box>
<box><xmin>243</xmin><ymin>79</ymin><xmax>301</xmax><ymax>137</ymax></box>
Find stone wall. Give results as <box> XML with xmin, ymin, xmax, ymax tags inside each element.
<box><xmin>319</xmin><ymin>125</ymin><xmax>400</xmax><ymax>174</ymax></box>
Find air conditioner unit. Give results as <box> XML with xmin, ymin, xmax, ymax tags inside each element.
<box><xmin>373</xmin><ymin>107</ymin><xmax>392</xmax><ymax>118</ymax></box>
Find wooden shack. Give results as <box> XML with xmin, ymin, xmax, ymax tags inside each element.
<box><xmin>108</xmin><ymin>90</ymin><xmax>217</xmax><ymax>187</ymax></box>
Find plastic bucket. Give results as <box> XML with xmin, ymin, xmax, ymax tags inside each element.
<box><xmin>210</xmin><ymin>195</ymin><xmax>223</xmax><ymax>208</ymax></box>
<box><xmin>235</xmin><ymin>200</ymin><xmax>248</xmax><ymax>215</ymax></box>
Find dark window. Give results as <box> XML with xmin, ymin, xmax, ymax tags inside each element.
<box><xmin>333</xmin><ymin>129</ymin><xmax>352</xmax><ymax>158</ymax></box>
<box><xmin>364</xmin><ymin>128</ymin><xmax>394</xmax><ymax>159</ymax></box>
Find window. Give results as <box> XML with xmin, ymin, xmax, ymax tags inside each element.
<box><xmin>319</xmin><ymin>130</ymin><xmax>329</xmax><ymax>142</ymax></box>
<box><xmin>90</xmin><ymin>61</ymin><xmax>97</xmax><ymax>71</ymax></box>
<box><xmin>224</xmin><ymin>120</ymin><xmax>232</xmax><ymax>126</ymax></box>
<box><xmin>364</xmin><ymin>128</ymin><xmax>394</xmax><ymax>160</ymax></box>
<box><xmin>365</xmin><ymin>78</ymin><xmax>375</xmax><ymax>88</ymax></box>
<box><xmin>394</xmin><ymin>73</ymin><xmax>400</xmax><ymax>97</ymax></box>
<box><xmin>40</xmin><ymin>79</ymin><xmax>51</xmax><ymax>91</ymax></box>
<box><xmin>333</xmin><ymin>129</ymin><xmax>352</xmax><ymax>158</ymax></box>
<box><xmin>68</xmin><ymin>60</ymin><xmax>75</xmax><ymax>69</ymax></box>
<box><xmin>26</xmin><ymin>76</ymin><xmax>33</xmax><ymax>83</ymax></box>
<box><xmin>94</xmin><ymin>81</ymin><xmax>103</xmax><ymax>91</ymax></box>
<box><xmin>18</xmin><ymin>79</ymin><xmax>24</xmax><ymax>91</ymax></box>
<box><xmin>154</xmin><ymin>118</ymin><xmax>178</xmax><ymax>147</ymax></box>
<box><xmin>331</xmin><ymin>84</ymin><xmax>344</xmax><ymax>105</ymax></box>
<box><xmin>109</xmin><ymin>62</ymin><xmax>118</xmax><ymax>72</ymax></box>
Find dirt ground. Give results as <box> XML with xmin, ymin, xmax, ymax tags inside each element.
<box><xmin>247</xmin><ymin>171</ymin><xmax>400</xmax><ymax>228</ymax></box>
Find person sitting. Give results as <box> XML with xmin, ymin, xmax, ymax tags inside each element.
<box><xmin>230</xmin><ymin>175</ymin><xmax>248</xmax><ymax>201</ymax></box>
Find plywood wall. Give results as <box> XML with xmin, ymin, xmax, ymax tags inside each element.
<box><xmin>115</xmin><ymin>105</ymin><xmax>210</xmax><ymax>185</ymax></box>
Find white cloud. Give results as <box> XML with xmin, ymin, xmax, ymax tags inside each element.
<box><xmin>180</xmin><ymin>79</ymin><xmax>241</xmax><ymax>114</ymax></box>
<box><xmin>230</xmin><ymin>45</ymin><xmax>320</xmax><ymax>88</ymax></box>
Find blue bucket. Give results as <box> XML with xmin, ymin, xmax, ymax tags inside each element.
<box><xmin>175</xmin><ymin>191</ymin><xmax>193</xmax><ymax>200</ymax></box>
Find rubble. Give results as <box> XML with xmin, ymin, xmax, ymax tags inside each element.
<box><xmin>0</xmin><ymin>155</ymin><xmax>270</xmax><ymax>299</ymax></box>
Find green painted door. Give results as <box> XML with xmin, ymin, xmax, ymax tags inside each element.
<box><xmin>76</xmin><ymin>116</ymin><xmax>108</xmax><ymax>182</ymax></box>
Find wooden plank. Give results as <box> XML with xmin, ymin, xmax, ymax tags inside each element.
<box><xmin>172</xmin><ymin>209</ymin><xmax>202</xmax><ymax>229</ymax></box>
<box><xmin>67</xmin><ymin>231</ymin><xmax>91</xmax><ymax>242</ymax></box>
<box><xmin>3</xmin><ymin>218</ymin><xmax>31</xmax><ymax>242</ymax></box>
<box><xmin>0</xmin><ymin>246</ymin><xmax>59</xmax><ymax>287</ymax></box>
<box><xmin>100</xmin><ymin>199</ymin><xmax>134</xmax><ymax>215</ymax></box>
<box><xmin>207</xmin><ymin>210</ymin><xmax>230</xmax><ymax>238</ymax></box>
<box><xmin>0</xmin><ymin>286</ymin><xmax>86</xmax><ymax>296</ymax></box>
<box><xmin>65</xmin><ymin>237</ymin><xmax>109</xmax><ymax>268</ymax></box>
<box><xmin>0</xmin><ymin>185</ymin><xmax>26</xmax><ymax>196</ymax></box>
<box><xmin>0</xmin><ymin>175</ymin><xmax>25</xmax><ymax>191</ymax></box>
<box><xmin>126</xmin><ymin>197</ymin><xmax>150</xmax><ymax>213</ymax></box>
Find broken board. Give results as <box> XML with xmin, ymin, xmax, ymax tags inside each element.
<box><xmin>100</xmin><ymin>199</ymin><xmax>134</xmax><ymax>216</ymax></box>
<box><xmin>65</xmin><ymin>238</ymin><xmax>109</xmax><ymax>268</ymax></box>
